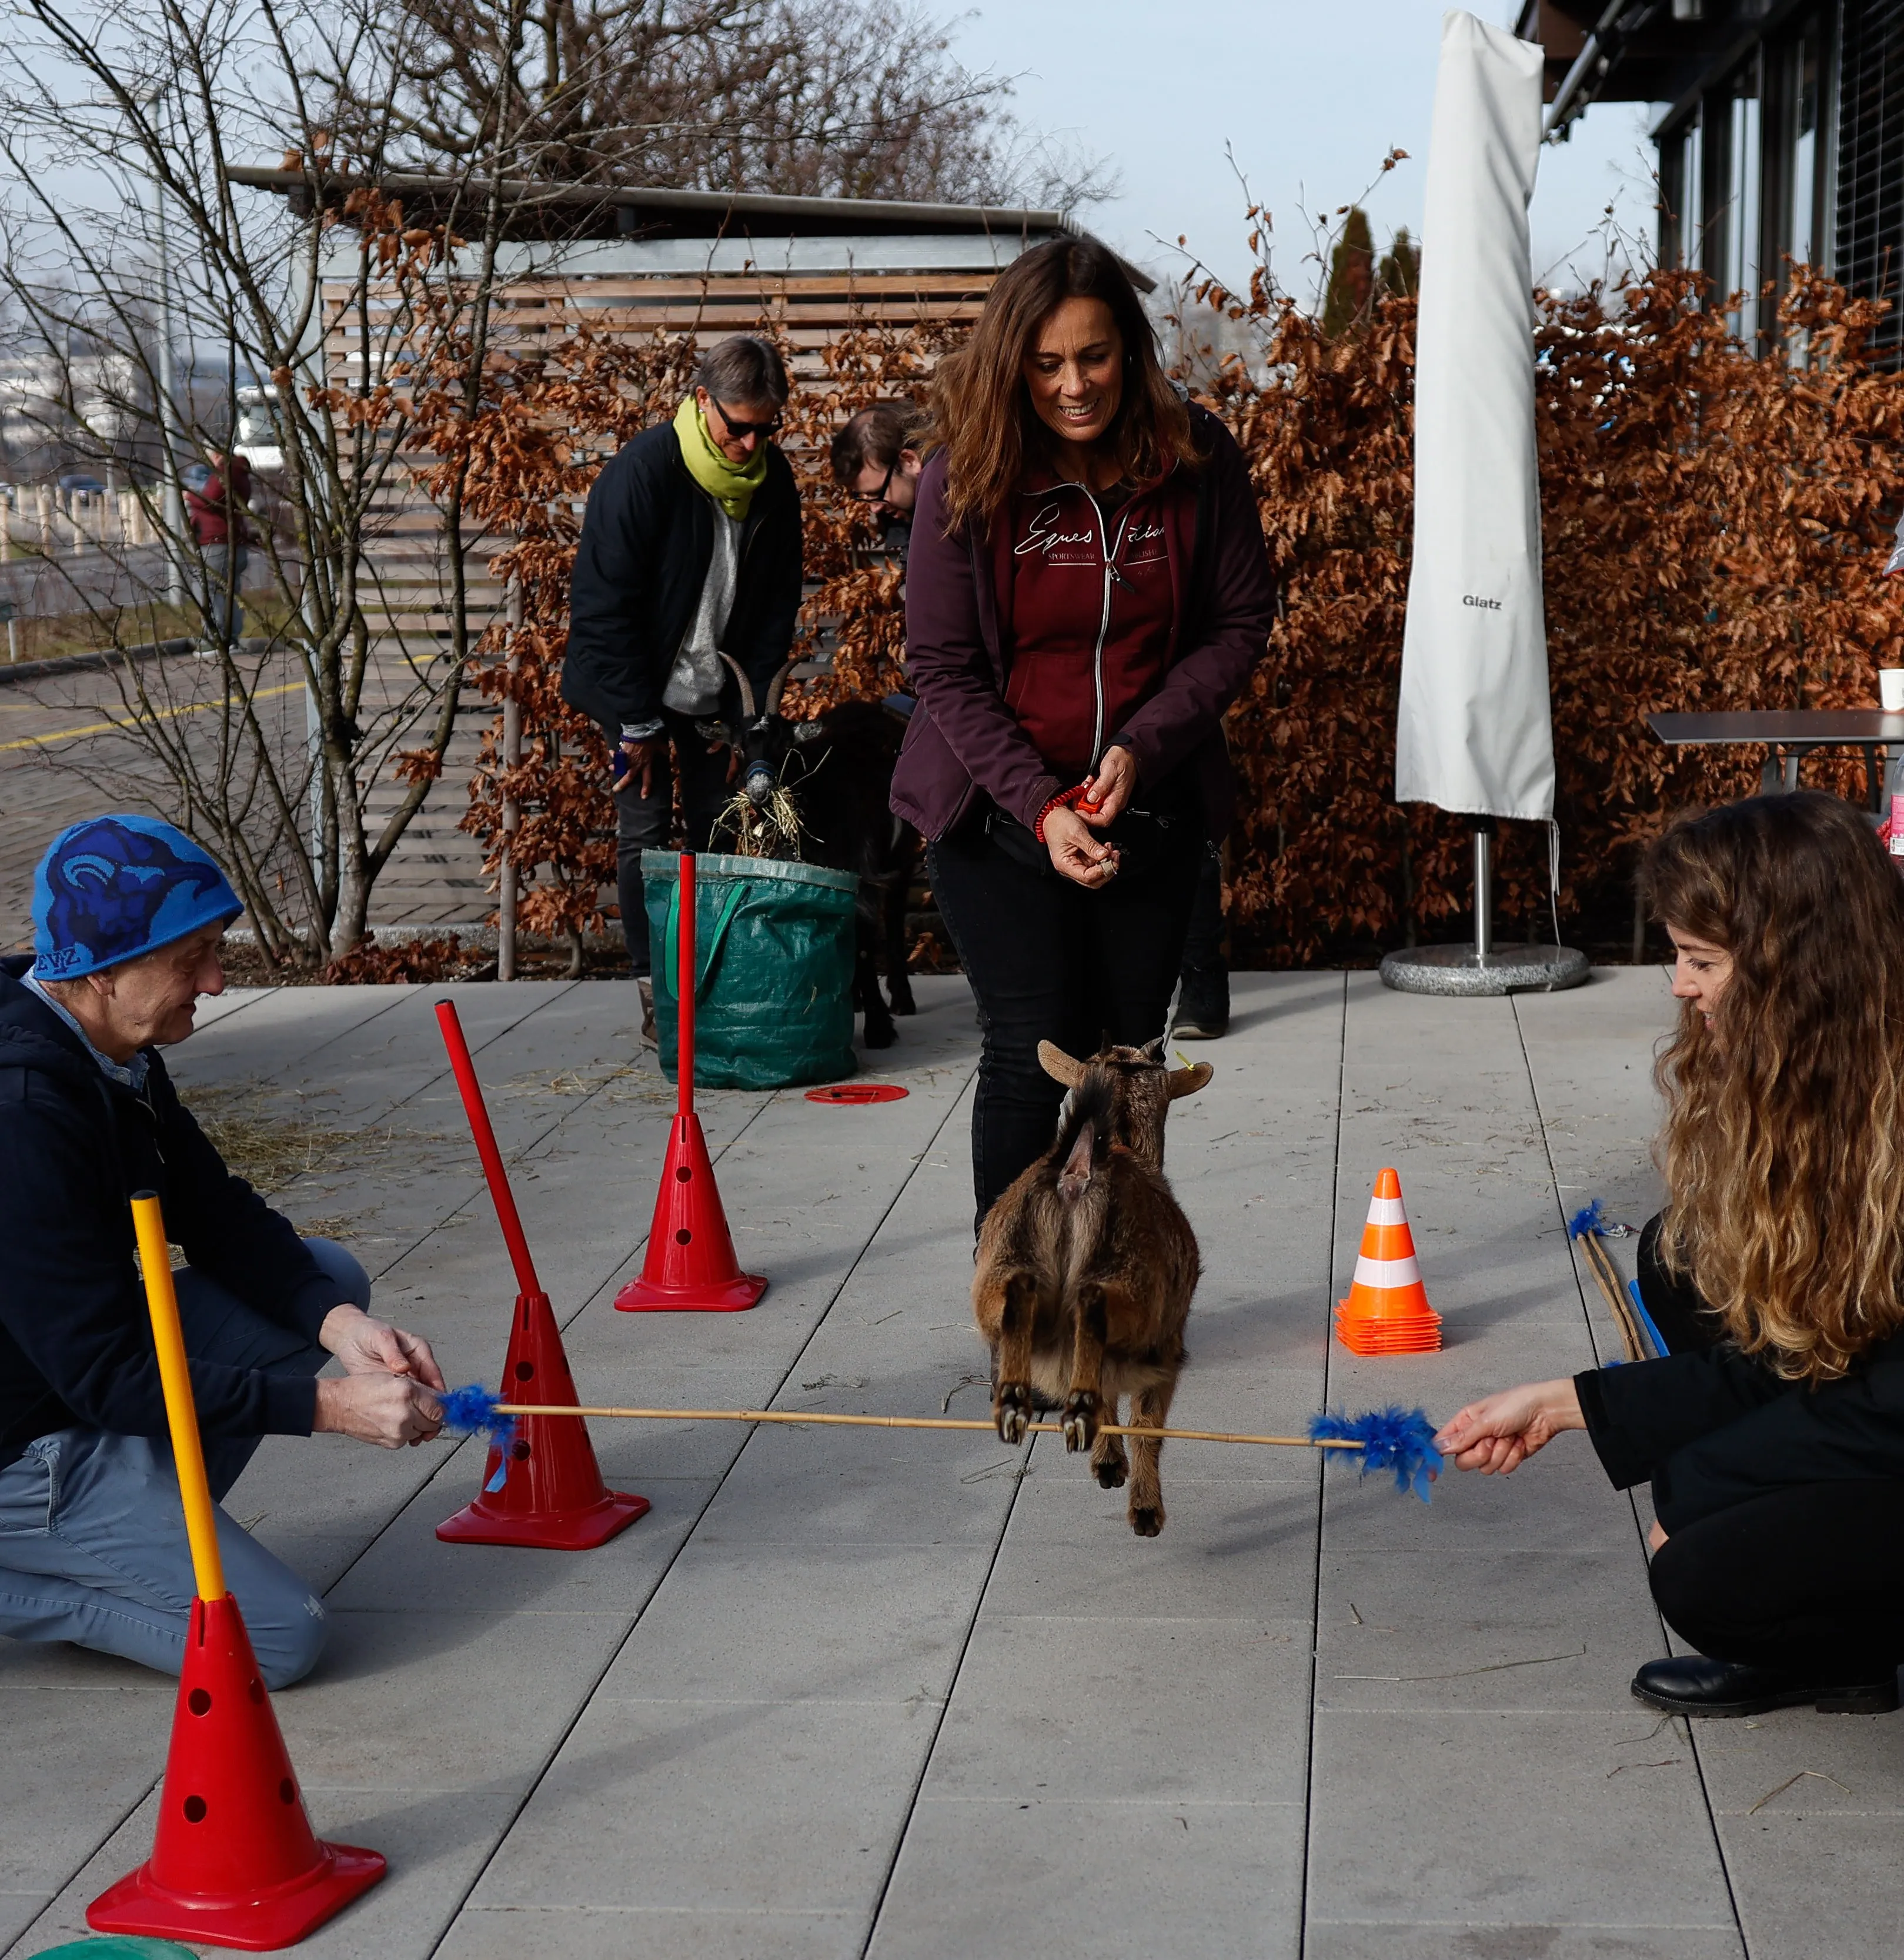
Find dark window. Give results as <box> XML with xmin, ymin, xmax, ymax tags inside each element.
<box><xmin>1836</xmin><ymin>0</ymin><xmax>1904</xmax><ymax>359</ymax></box>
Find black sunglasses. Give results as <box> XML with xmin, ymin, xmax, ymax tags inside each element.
<box><xmin>848</xmin><ymin>460</ymin><xmax>897</xmax><ymax>505</ymax></box>
<box><xmin>709</xmin><ymin>398</ymin><xmax>781</xmax><ymax>441</ymax></box>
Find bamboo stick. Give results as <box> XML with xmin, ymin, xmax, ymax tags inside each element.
<box><xmin>490</xmin><ymin>1403</ymin><xmax>1365</xmax><ymax>1451</ymax></box>
<box><xmin>1577</xmin><ymin>1230</ymin><xmax>1644</xmax><ymax>1362</ymax></box>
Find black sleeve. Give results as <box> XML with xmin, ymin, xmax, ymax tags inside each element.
<box><xmin>1574</xmin><ymin>1349</ymin><xmax>1788</xmax><ymax>1489</ymax></box>
<box><xmin>1652</xmin><ymin>1347</ymin><xmax>1904</xmax><ymax>1532</ymax></box>
<box><xmin>155</xmin><ymin>1069</ymin><xmax>343</xmax><ymax>1342</ymax></box>
<box><xmin>566</xmin><ymin>446</ymin><xmax>664</xmax><ymax>729</ymax></box>
<box><xmin>0</xmin><ymin>1074</ymin><xmax>315</xmax><ymax>1440</ymax></box>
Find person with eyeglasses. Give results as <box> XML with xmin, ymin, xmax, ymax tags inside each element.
<box><xmin>564</xmin><ymin>336</ymin><xmax>804</xmax><ymax>1029</ymax></box>
<box><xmin>831</xmin><ymin>401</ymin><xmax>929</xmax><ymax>560</ymax></box>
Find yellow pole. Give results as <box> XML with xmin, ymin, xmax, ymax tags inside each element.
<box><xmin>131</xmin><ymin>1190</ymin><xmax>226</xmax><ymax>1601</ymax></box>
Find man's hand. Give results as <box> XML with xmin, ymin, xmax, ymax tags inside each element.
<box><xmin>313</xmin><ymin>1374</ymin><xmax>443</xmax><ymax>1449</ymax></box>
<box><xmin>613</xmin><ymin>736</ymin><xmax>666</xmax><ymax>797</ymax></box>
<box><xmin>1432</xmin><ymin>1377</ymin><xmax>1585</xmax><ymax>1475</ymax></box>
<box><xmin>319</xmin><ymin>1303</ymin><xmax>446</xmax><ymax>1391</ymax></box>
<box><xmin>1079</xmin><ymin>743</ymin><xmax>1138</xmax><ymax>827</ymax></box>
<box><xmin>1044</xmin><ymin>806</ymin><xmax>1121</xmax><ymax>889</ymax></box>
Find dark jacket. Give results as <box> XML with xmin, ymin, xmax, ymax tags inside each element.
<box><xmin>891</xmin><ymin>403</ymin><xmax>1275</xmax><ymax>843</ymax></box>
<box><xmin>561</xmin><ymin>419</ymin><xmax>804</xmax><ymax>732</ymax></box>
<box><xmin>0</xmin><ymin>963</ymin><xmax>342</xmax><ymax>1470</ymax></box>
<box><xmin>1576</xmin><ymin>1335</ymin><xmax>1904</xmax><ymax>1532</ymax></box>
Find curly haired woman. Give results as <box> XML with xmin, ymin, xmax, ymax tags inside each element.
<box><xmin>1437</xmin><ymin>791</ymin><xmax>1904</xmax><ymax>1718</ymax></box>
<box><xmin>892</xmin><ymin>236</ymin><xmax>1274</xmax><ymax>1229</ymax></box>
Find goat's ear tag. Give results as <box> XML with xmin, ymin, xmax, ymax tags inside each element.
<box><xmin>1167</xmin><ymin>1061</ymin><xmax>1214</xmax><ymax>1100</ymax></box>
<box><xmin>1037</xmin><ymin>1040</ymin><xmax>1084</xmax><ymax>1087</ymax></box>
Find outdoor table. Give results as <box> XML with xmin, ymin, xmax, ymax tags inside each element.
<box><xmin>1647</xmin><ymin>710</ymin><xmax>1904</xmax><ymax>810</ymax></box>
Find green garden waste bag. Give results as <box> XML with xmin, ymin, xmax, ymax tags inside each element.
<box><xmin>642</xmin><ymin>850</ymin><xmax>858</xmax><ymax>1089</ymax></box>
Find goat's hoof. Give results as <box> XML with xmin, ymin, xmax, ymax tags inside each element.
<box><xmin>1128</xmin><ymin>1504</ymin><xmax>1165</xmax><ymax>1538</ymax></box>
<box><xmin>888</xmin><ymin>988</ymin><xmax>918</xmax><ymax>1017</ymax></box>
<box><xmin>863</xmin><ymin>1020</ymin><xmax>898</xmax><ymax>1050</ymax></box>
<box><xmin>1061</xmin><ymin>1390</ymin><xmax>1100</xmax><ymax>1452</ymax></box>
<box><xmin>995</xmin><ymin>1383</ymin><xmax>1032</xmax><ymax>1444</ymax></box>
<box><xmin>1093</xmin><ymin>1453</ymin><xmax>1128</xmax><ymax>1490</ymax></box>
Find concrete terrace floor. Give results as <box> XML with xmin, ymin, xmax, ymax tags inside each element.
<box><xmin>2</xmin><ymin>967</ymin><xmax>1897</xmax><ymax>1960</ymax></box>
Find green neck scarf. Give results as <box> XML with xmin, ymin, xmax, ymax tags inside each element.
<box><xmin>674</xmin><ymin>395</ymin><xmax>767</xmax><ymax>520</ymax></box>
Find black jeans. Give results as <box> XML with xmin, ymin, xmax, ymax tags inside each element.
<box><xmin>1652</xmin><ymin>1479</ymin><xmax>1904</xmax><ymax>1679</ymax></box>
<box><xmin>928</xmin><ymin>807</ymin><xmax>1202</xmax><ymax>1229</ymax></box>
<box><xmin>1180</xmin><ymin>840</ymin><xmax>1226</xmax><ymax>974</ymax></box>
<box><xmin>613</xmin><ymin>710</ymin><xmax>736</xmax><ymax>976</ymax></box>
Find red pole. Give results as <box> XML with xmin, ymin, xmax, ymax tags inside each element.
<box><xmin>435</xmin><ymin>999</ymin><xmax>541</xmax><ymax>1298</ymax></box>
<box><xmin>677</xmin><ymin>847</ymin><xmax>695</xmax><ymax>1111</ymax></box>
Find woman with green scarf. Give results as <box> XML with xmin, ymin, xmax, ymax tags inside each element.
<box><xmin>563</xmin><ymin>336</ymin><xmax>805</xmax><ymax>1001</ymax></box>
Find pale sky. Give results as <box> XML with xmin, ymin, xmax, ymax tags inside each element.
<box><xmin>957</xmin><ymin>1</ymin><xmax>1664</xmax><ymax>298</ymax></box>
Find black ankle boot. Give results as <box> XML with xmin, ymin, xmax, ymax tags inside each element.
<box><xmin>1632</xmin><ymin>1655</ymin><xmax>1900</xmax><ymax>1717</ymax></box>
<box><xmin>1174</xmin><ymin>964</ymin><xmax>1230</xmax><ymax>1040</ymax></box>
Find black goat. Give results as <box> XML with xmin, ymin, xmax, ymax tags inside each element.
<box><xmin>719</xmin><ymin>656</ymin><xmax>920</xmax><ymax>1049</ymax></box>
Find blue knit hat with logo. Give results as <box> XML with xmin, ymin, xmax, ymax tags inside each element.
<box><xmin>32</xmin><ymin>814</ymin><xmax>242</xmax><ymax>980</ymax></box>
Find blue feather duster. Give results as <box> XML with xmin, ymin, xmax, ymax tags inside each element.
<box><xmin>437</xmin><ymin>1384</ymin><xmax>518</xmax><ymax>1489</ymax></box>
<box><xmin>1566</xmin><ymin>1198</ymin><xmax>1605</xmax><ymax>1241</ymax></box>
<box><xmin>1308</xmin><ymin>1405</ymin><xmax>1442</xmax><ymax>1502</ymax></box>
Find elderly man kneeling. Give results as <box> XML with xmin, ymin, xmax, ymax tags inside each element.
<box><xmin>0</xmin><ymin>815</ymin><xmax>445</xmax><ymax>1687</ymax></box>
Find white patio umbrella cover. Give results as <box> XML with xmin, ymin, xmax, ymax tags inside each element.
<box><xmin>1394</xmin><ymin>9</ymin><xmax>1554</xmax><ymax>824</ymax></box>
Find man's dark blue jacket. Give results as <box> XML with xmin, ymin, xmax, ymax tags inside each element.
<box><xmin>560</xmin><ymin>418</ymin><xmax>804</xmax><ymax>733</ymax></box>
<box><xmin>0</xmin><ymin>961</ymin><xmax>339</xmax><ymax>1470</ymax></box>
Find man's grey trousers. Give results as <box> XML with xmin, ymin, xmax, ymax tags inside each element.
<box><xmin>0</xmin><ymin>1240</ymin><xmax>368</xmax><ymax>1689</ymax></box>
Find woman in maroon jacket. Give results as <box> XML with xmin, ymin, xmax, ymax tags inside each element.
<box><xmin>893</xmin><ymin>237</ymin><xmax>1275</xmax><ymax>1226</ymax></box>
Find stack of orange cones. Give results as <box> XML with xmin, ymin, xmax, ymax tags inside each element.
<box><xmin>1335</xmin><ymin>1167</ymin><xmax>1443</xmax><ymax>1355</ymax></box>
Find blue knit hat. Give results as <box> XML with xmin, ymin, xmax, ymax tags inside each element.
<box><xmin>32</xmin><ymin>815</ymin><xmax>242</xmax><ymax>980</ymax></box>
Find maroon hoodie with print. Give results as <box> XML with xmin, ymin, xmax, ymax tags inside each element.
<box><xmin>892</xmin><ymin>403</ymin><xmax>1274</xmax><ymax>843</ymax></box>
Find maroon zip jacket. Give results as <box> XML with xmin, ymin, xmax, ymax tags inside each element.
<box><xmin>892</xmin><ymin>403</ymin><xmax>1274</xmax><ymax>842</ymax></box>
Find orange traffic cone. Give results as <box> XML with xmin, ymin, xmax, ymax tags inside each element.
<box><xmin>1335</xmin><ymin>1167</ymin><xmax>1442</xmax><ymax>1355</ymax></box>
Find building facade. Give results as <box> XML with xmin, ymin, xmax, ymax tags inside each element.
<box><xmin>1519</xmin><ymin>0</ymin><xmax>1904</xmax><ymax>355</ymax></box>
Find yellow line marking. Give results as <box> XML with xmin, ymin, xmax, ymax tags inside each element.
<box><xmin>0</xmin><ymin>681</ymin><xmax>305</xmax><ymax>752</ymax></box>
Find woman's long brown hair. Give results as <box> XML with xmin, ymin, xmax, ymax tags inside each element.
<box><xmin>1641</xmin><ymin>792</ymin><xmax>1904</xmax><ymax>1380</ymax></box>
<box><xmin>928</xmin><ymin>236</ymin><xmax>1200</xmax><ymax>535</ymax></box>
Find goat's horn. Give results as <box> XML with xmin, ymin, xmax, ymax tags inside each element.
<box><xmin>717</xmin><ymin>652</ymin><xmax>757</xmax><ymax>719</ymax></box>
<box><xmin>763</xmin><ymin>656</ymin><xmax>799</xmax><ymax>720</ymax></box>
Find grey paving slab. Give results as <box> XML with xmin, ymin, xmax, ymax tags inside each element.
<box><xmin>1305</xmin><ymin>973</ymin><xmax>1740</xmax><ymax>1959</ymax></box>
<box><xmin>1309</xmin><ymin>1709</ymin><xmax>1738</xmax><ymax>1928</ymax></box>
<box><xmin>442</xmin><ymin>1905</ymin><xmax>866</xmax><ymax>1960</ymax></box>
<box><xmin>869</xmin><ymin>1797</ymin><xmax>1305</xmax><ymax>1960</ymax></box>
<box><xmin>921</xmin><ymin>1611</ymin><xmax>1314</xmax><ymax>1804</ymax></box>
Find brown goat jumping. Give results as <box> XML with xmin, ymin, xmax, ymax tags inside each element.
<box><xmin>971</xmin><ymin>1037</ymin><xmax>1211</xmax><ymax>1536</ymax></box>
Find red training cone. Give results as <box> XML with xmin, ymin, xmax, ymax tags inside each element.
<box><xmin>616</xmin><ymin>849</ymin><xmax>767</xmax><ymax>1312</ymax></box>
<box><xmin>433</xmin><ymin>1000</ymin><xmax>649</xmax><ymax>1550</ymax></box>
<box><xmin>87</xmin><ymin>1597</ymin><xmax>384</xmax><ymax>1951</ymax></box>
<box><xmin>437</xmin><ymin>1285</ymin><xmax>651</xmax><ymax>1549</ymax></box>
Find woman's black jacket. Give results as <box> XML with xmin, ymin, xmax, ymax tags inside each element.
<box><xmin>560</xmin><ymin>419</ymin><xmax>804</xmax><ymax>733</ymax></box>
<box><xmin>1577</xmin><ymin>1334</ymin><xmax>1904</xmax><ymax>1531</ymax></box>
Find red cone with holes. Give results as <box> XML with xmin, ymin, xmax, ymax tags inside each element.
<box><xmin>91</xmin><ymin>1190</ymin><xmax>382</xmax><ymax>1949</ymax></box>
<box><xmin>616</xmin><ymin>850</ymin><xmax>767</xmax><ymax>1312</ymax></box>
<box><xmin>88</xmin><ymin>1595</ymin><xmax>385</xmax><ymax>1950</ymax></box>
<box><xmin>433</xmin><ymin>1001</ymin><xmax>649</xmax><ymax>1550</ymax></box>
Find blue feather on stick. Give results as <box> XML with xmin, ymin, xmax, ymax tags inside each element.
<box><xmin>1308</xmin><ymin>1405</ymin><xmax>1442</xmax><ymax>1502</ymax></box>
<box><xmin>1566</xmin><ymin>1198</ymin><xmax>1605</xmax><ymax>1241</ymax></box>
<box><xmin>438</xmin><ymin>1383</ymin><xmax>517</xmax><ymax>1488</ymax></box>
